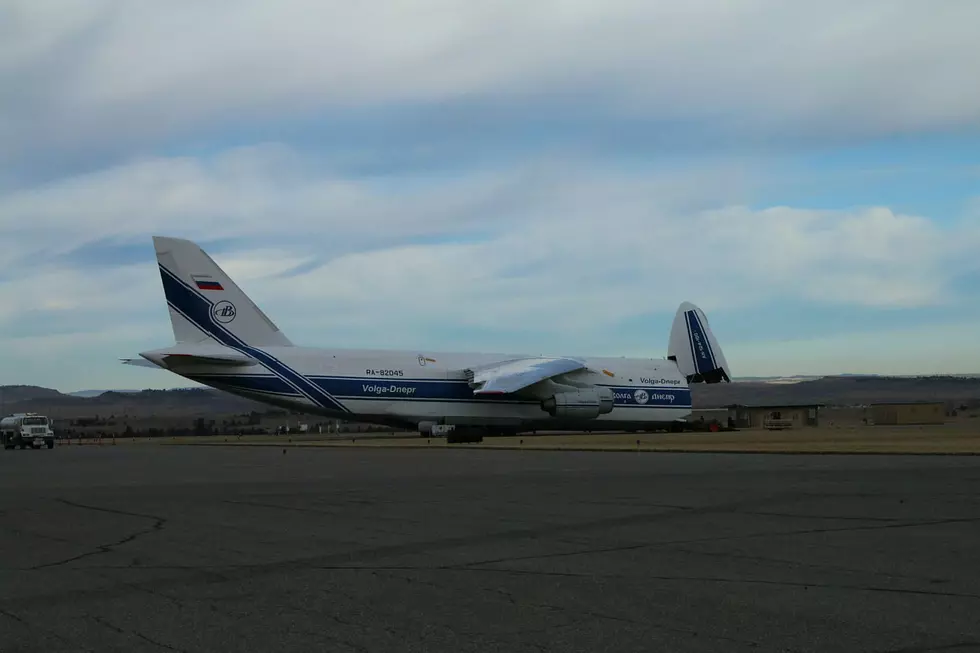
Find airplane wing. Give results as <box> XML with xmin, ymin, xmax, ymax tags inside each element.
<box><xmin>465</xmin><ymin>357</ymin><xmax>587</xmax><ymax>395</ymax></box>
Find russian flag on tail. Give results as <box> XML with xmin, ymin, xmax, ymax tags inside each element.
<box><xmin>192</xmin><ymin>275</ymin><xmax>224</xmax><ymax>291</ymax></box>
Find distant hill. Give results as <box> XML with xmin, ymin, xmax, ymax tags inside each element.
<box><xmin>4</xmin><ymin>375</ymin><xmax>980</xmax><ymax>420</ymax></box>
<box><xmin>693</xmin><ymin>375</ymin><xmax>980</xmax><ymax>407</ymax></box>
<box><xmin>0</xmin><ymin>385</ymin><xmax>266</xmax><ymax>418</ymax></box>
<box><xmin>733</xmin><ymin>375</ymin><xmax>826</xmax><ymax>383</ymax></box>
<box><xmin>0</xmin><ymin>385</ymin><xmax>65</xmax><ymax>405</ymax></box>
<box><xmin>69</xmin><ymin>389</ymin><xmax>146</xmax><ymax>398</ymax></box>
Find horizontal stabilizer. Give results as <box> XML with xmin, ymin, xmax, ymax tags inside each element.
<box><xmin>121</xmin><ymin>358</ymin><xmax>160</xmax><ymax>368</ymax></box>
<box><xmin>466</xmin><ymin>357</ymin><xmax>587</xmax><ymax>394</ymax></box>
<box><xmin>159</xmin><ymin>353</ymin><xmax>257</xmax><ymax>367</ymax></box>
<box><xmin>122</xmin><ymin>345</ymin><xmax>257</xmax><ymax>371</ymax></box>
<box><xmin>667</xmin><ymin>301</ymin><xmax>732</xmax><ymax>384</ymax></box>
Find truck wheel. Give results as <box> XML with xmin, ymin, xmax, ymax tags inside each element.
<box><xmin>46</xmin><ymin>440</ymin><xmax>54</xmax><ymax>449</ymax></box>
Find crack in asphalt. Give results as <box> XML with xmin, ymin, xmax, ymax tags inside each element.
<box><xmin>29</xmin><ymin>499</ymin><xmax>168</xmax><ymax>570</ymax></box>
<box><xmin>92</xmin><ymin>614</ymin><xmax>190</xmax><ymax>652</ymax></box>
<box><xmin>6</xmin><ymin>495</ymin><xmax>978</xmax><ymax>609</ymax></box>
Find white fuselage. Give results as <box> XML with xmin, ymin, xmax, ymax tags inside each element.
<box><xmin>135</xmin><ymin>236</ymin><xmax>734</xmax><ymax>436</ymax></box>
<box><xmin>172</xmin><ymin>346</ymin><xmax>693</xmax><ymax>432</ymax></box>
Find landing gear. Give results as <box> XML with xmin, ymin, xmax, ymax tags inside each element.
<box><xmin>446</xmin><ymin>427</ymin><xmax>484</xmax><ymax>444</ymax></box>
<box><xmin>420</xmin><ymin>421</ymin><xmax>491</xmax><ymax>444</ymax></box>
<box><xmin>420</xmin><ymin>421</ymin><xmax>520</xmax><ymax>444</ymax></box>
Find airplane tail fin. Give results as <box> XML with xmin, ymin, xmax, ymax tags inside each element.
<box><xmin>153</xmin><ymin>236</ymin><xmax>293</xmax><ymax>348</ymax></box>
<box><xmin>667</xmin><ymin>301</ymin><xmax>731</xmax><ymax>384</ymax></box>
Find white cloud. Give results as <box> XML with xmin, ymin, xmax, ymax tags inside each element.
<box><xmin>692</xmin><ymin>205</ymin><xmax>968</xmax><ymax>309</ymax></box>
<box><xmin>252</xmin><ymin>203</ymin><xmax>974</xmax><ymax>340</ymax></box>
<box><xmin>0</xmin><ymin>144</ymin><xmax>530</xmax><ymax>265</ymax></box>
<box><xmin>0</xmin><ymin>262</ymin><xmax>156</xmax><ymax>324</ymax></box>
<box><xmin>724</xmin><ymin>321</ymin><xmax>980</xmax><ymax>377</ymax></box>
<box><xmin>2</xmin><ymin>0</ymin><xmax>979</xmax><ymax>165</ymax></box>
<box><xmin>1</xmin><ymin>148</ymin><xmax>978</xmax><ymax>390</ymax></box>
<box><xmin>2</xmin><ymin>2</ymin><xmax>978</xmax><ymax>391</ymax></box>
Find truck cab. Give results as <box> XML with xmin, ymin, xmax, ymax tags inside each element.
<box><xmin>1</xmin><ymin>413</ymin><xmax>55</xmax><ymax>450</ymax></box>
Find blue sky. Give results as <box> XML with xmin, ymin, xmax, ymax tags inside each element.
<box><xmin>1</xmin><ymin>0</ymin><xmax>979</xmax><ymax>392</ymax></box>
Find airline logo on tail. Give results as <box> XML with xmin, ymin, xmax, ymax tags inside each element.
<box><xmin>212</xmin><ymin>301</ymin><xmax>236</xmax><ymax>324</ymax></box>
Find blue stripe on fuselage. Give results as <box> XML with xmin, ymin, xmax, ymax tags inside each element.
<box><xmin>158</xmin><ymin>265</ymin><xmax>350</xmax><ymax>413</ymax></box>
<box><xmin>186</xmin><ymin>373</ymin><xmax>693</xmax><ymax>408</ymax></box>
<box><xmin>158</xmin><ymin>265</ymin><xmax>692</xmax><ymax>412</ymax></box>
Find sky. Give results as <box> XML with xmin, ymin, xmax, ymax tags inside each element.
<box><xmin>1</xmin><ymin>0</ymin><xmax>980</xmax><ymax>392</ymax></box>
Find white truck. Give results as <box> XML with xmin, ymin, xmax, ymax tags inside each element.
<box><xmin>1</xmin><ymin>413</ymin><xmax>55</xmax><ymax>450</ymax></box>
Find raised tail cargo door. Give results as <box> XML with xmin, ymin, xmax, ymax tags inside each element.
<box><xmin>667</xmin><ymin>301</ymin><xmax>732</xmax><ymax>384</ymax></box>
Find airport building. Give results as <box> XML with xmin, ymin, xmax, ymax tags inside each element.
<box><xmin>867</xmin><ymin>401</ymin><xmax>945</xmax><ymax>426</ymax></box>
<box><xmin>725</xmin><ymin>404</ymin><xmax>822</xmax><ymax>429</ymax></box>
<box><xmin>689</xmin><ymin>408</ymin><xmax>730</xmax><ymax>424</ymax></box>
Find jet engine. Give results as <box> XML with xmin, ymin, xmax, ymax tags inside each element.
<box><xmin>541</xmin><ymin>387</ymin><xmax>614</xmax><ymax>419</ymax></box>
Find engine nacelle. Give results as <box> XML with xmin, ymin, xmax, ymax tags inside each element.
<box><xmin>541</xmin><ymin>388</ymin><xmax>614</xmax><ymax>419</ymax></box>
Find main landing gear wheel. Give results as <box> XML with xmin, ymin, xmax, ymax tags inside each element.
<box><xmin>446</xmin><ymin>429</ymin><xmax>484</xmax><ymax>444</ymax></box>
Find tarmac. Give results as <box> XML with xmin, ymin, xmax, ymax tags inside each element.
<box><xmin>2</xmin><ymin>444</ymin><xmax>980</xmax><ymax>652</ymax></box>
<box><xmin>158</xmin><ymin>423</ymin><xmax>980</xmax><ymax>454</ymax></box>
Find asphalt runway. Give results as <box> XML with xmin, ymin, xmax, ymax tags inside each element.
<box><xmin>2</xmin><ymin>446</ymin><xmax>980</xmax><ymax>653</ymax></box>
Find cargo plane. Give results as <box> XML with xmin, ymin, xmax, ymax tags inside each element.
<box><xmin>123</xmin><ymin>237</ymin><xmax>732</xmax><ymax>442</ymax></box>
